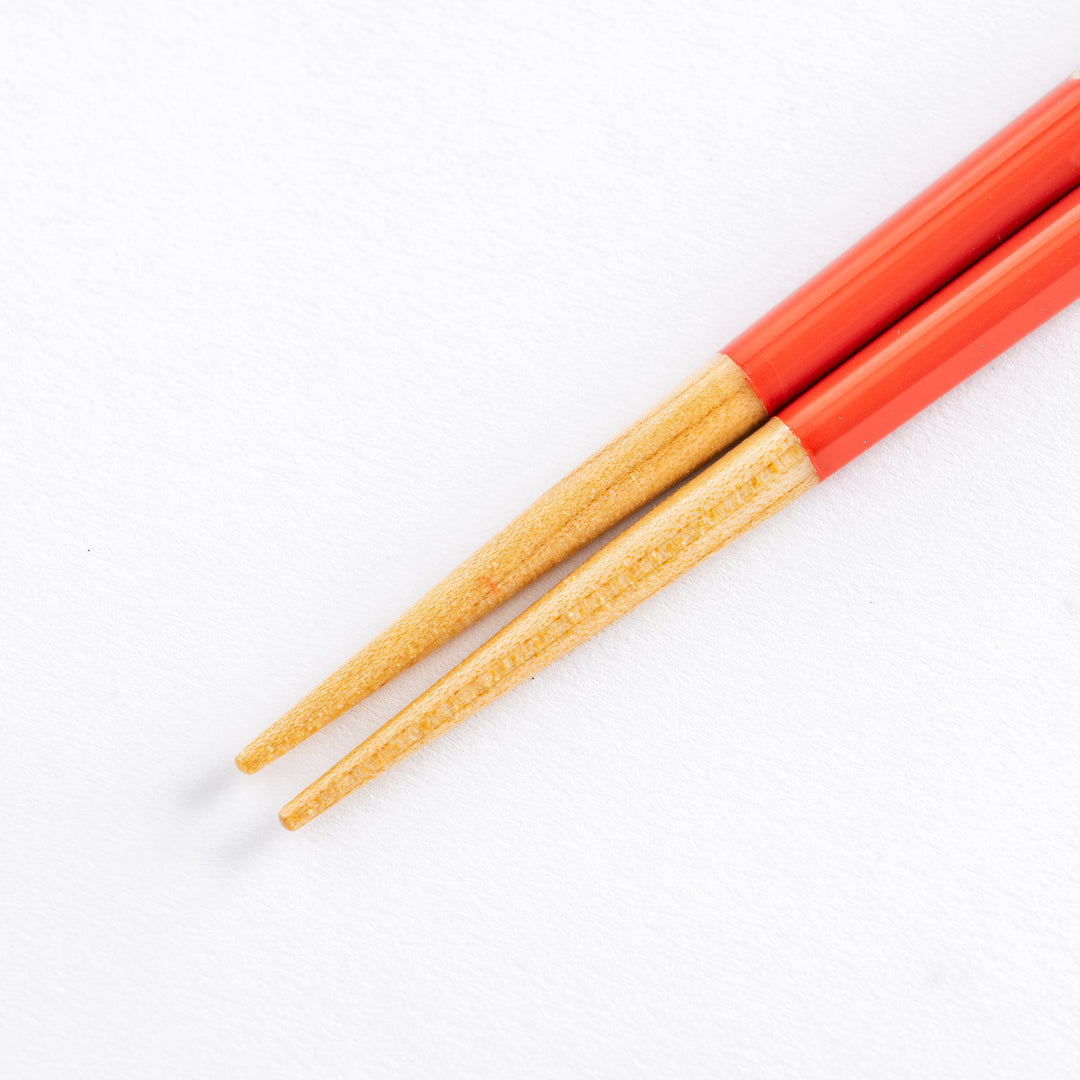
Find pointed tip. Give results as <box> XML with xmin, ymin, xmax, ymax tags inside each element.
<box><xmin>279</xmin><ymin>795</ymin><xmax>317</xmax><ymax>831</ymax></box>
<box><xmin>234</xmin><ymin>746</ymin><xmax>264</xmax><ymax>774</ymax></box>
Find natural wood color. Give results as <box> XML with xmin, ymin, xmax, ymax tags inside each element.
<box><xmin>237</xmin><ymin>354</ymin><xmax>767</xmax><ymax>773</ymax></box>
<box><xmin>280</xmin><ymin>418</ymin><xmax>818</xmax><ymax>828</ymax></box>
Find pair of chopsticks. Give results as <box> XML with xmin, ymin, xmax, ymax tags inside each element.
<box><xmin>237</xmin><ymin>70</ymin><xmax>1080</xmax><ymax>829</ymax></box>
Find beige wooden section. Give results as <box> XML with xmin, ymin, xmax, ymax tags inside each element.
<box><xmin>237</xmin><ymin>354</ymin><xmax>767</xmax><ymax>773</ymax></box>
<box><xmin>281</xmin><ymin>418</ymin><xmax>818</xmax><ymax>828</ymax></box>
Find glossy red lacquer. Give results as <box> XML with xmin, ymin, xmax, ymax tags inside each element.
<box><xmin>724</xmin><ymin>73</ymin><xmax>1080</xmax><ymax>412</ymax></box>
<box><xmin>780</xmin><ymin>185</ymin><xmax>1080</xmax><ymax>478</ymax></box>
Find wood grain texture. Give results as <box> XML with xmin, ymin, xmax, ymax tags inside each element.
<box><xmin>280</xmin><ymin>417</ymin><xmax>818</xmax><ymax>828</ymax></box>
<box><xmin>237</xmin><ymin>354</ymin><xmax>767</xmax><ymax>772</ymax></box>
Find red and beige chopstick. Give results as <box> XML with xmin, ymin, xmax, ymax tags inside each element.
<box><xmin>278</xmin><ymin>181</ymin><xmax>1080</xmax><ymax>829</ymax></box>
<box><xmin>232</xmin><ymin>72</ymin><xmax>1080</xmax><ymax>827</ymax></box>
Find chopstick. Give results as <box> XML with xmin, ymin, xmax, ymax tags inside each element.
<box><xmin>236</xmin><ymin>72</ymin><xmax>1080</xmax><ymax>775</ymax></box>
<box><xmin>281</xmin><ymin>181</ymin><xmax>1080</xmax><ymax>828</ymax></box>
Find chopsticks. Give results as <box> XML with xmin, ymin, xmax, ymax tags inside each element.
<box><xmin>278</xmin><ymin>182</ymin><xmax>1080</xmax><ymax>829</ymax></box>
<box><xmin>233</xmin><ymin>70</ymin><xmax>1080</xmax><ymax>827</ymax></box>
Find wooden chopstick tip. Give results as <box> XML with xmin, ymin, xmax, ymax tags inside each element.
<box><xmin>235</xmin><ymin>720</ymin><xmax>306</xmax><ymax>774</ymax></box>
<box><xmin>279</xmin><ymin>793</ymin><xmax>324</xmax><ymax>831</ymax></box>
<box><xmin>234</xmin><ymin>742</ymin><xmax>269</xmax><ymax>774</ymax></box>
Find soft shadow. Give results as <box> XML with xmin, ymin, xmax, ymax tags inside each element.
<box><xmin>175</xmin><ymin>763</ymin><xmax>237</xmax><ymax>808</ymax></box>
<box><xmin>212</xmin><ymin>817</ymin><xmax>284</xmax><ymax>867</ymax></box>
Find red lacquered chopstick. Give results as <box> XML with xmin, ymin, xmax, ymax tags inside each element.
<box><xmin>281</xmin><ymin>183</ymin><xmax>1080</xmax><ymax>828</ymax></box>
<box><xmin>239</xmin><ymin>72</ymin><xmax>1080</xmax><ymax>775</ymax></box>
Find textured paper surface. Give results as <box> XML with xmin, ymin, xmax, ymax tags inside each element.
<box><xmin>3</xmin><ymin>2</ymin><xmax>1080</xmax><ymax>1076</ymax></box>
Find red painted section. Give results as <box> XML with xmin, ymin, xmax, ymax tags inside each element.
<box><xmin>725</xmin><ymin>74</ymin><xmax>1080</xmax><ymax>411</ymax></box>
<box><xmin>780</xmin><ymin>185</ymin><xmax>1080</xmax><ymax>478</ymax></box>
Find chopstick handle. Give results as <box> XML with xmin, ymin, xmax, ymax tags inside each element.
<box><xmin>782</xmin><ymin>183</ymin><xmax>1080</xmax><ymax>476</ymax></box>
<box><xmin>727</xmin><ymin>71</ymin><xmax>1080</xmax><ymax>410</ymax></box>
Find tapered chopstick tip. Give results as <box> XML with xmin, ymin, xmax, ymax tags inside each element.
<box><xmin>279</xmin><ymin>796</ymin><xmax>318</xmax><ymax>831</ymax></box>
<box><xmin>234</xmin><ymin>746</ymin><xmax>266</xmax><ymax>774</ymax></box>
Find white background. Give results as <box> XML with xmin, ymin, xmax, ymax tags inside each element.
<box><xmin>4</xmin><ymin>2</ymin><xmax>1080</xmax><ymax>1076</ymax></box>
